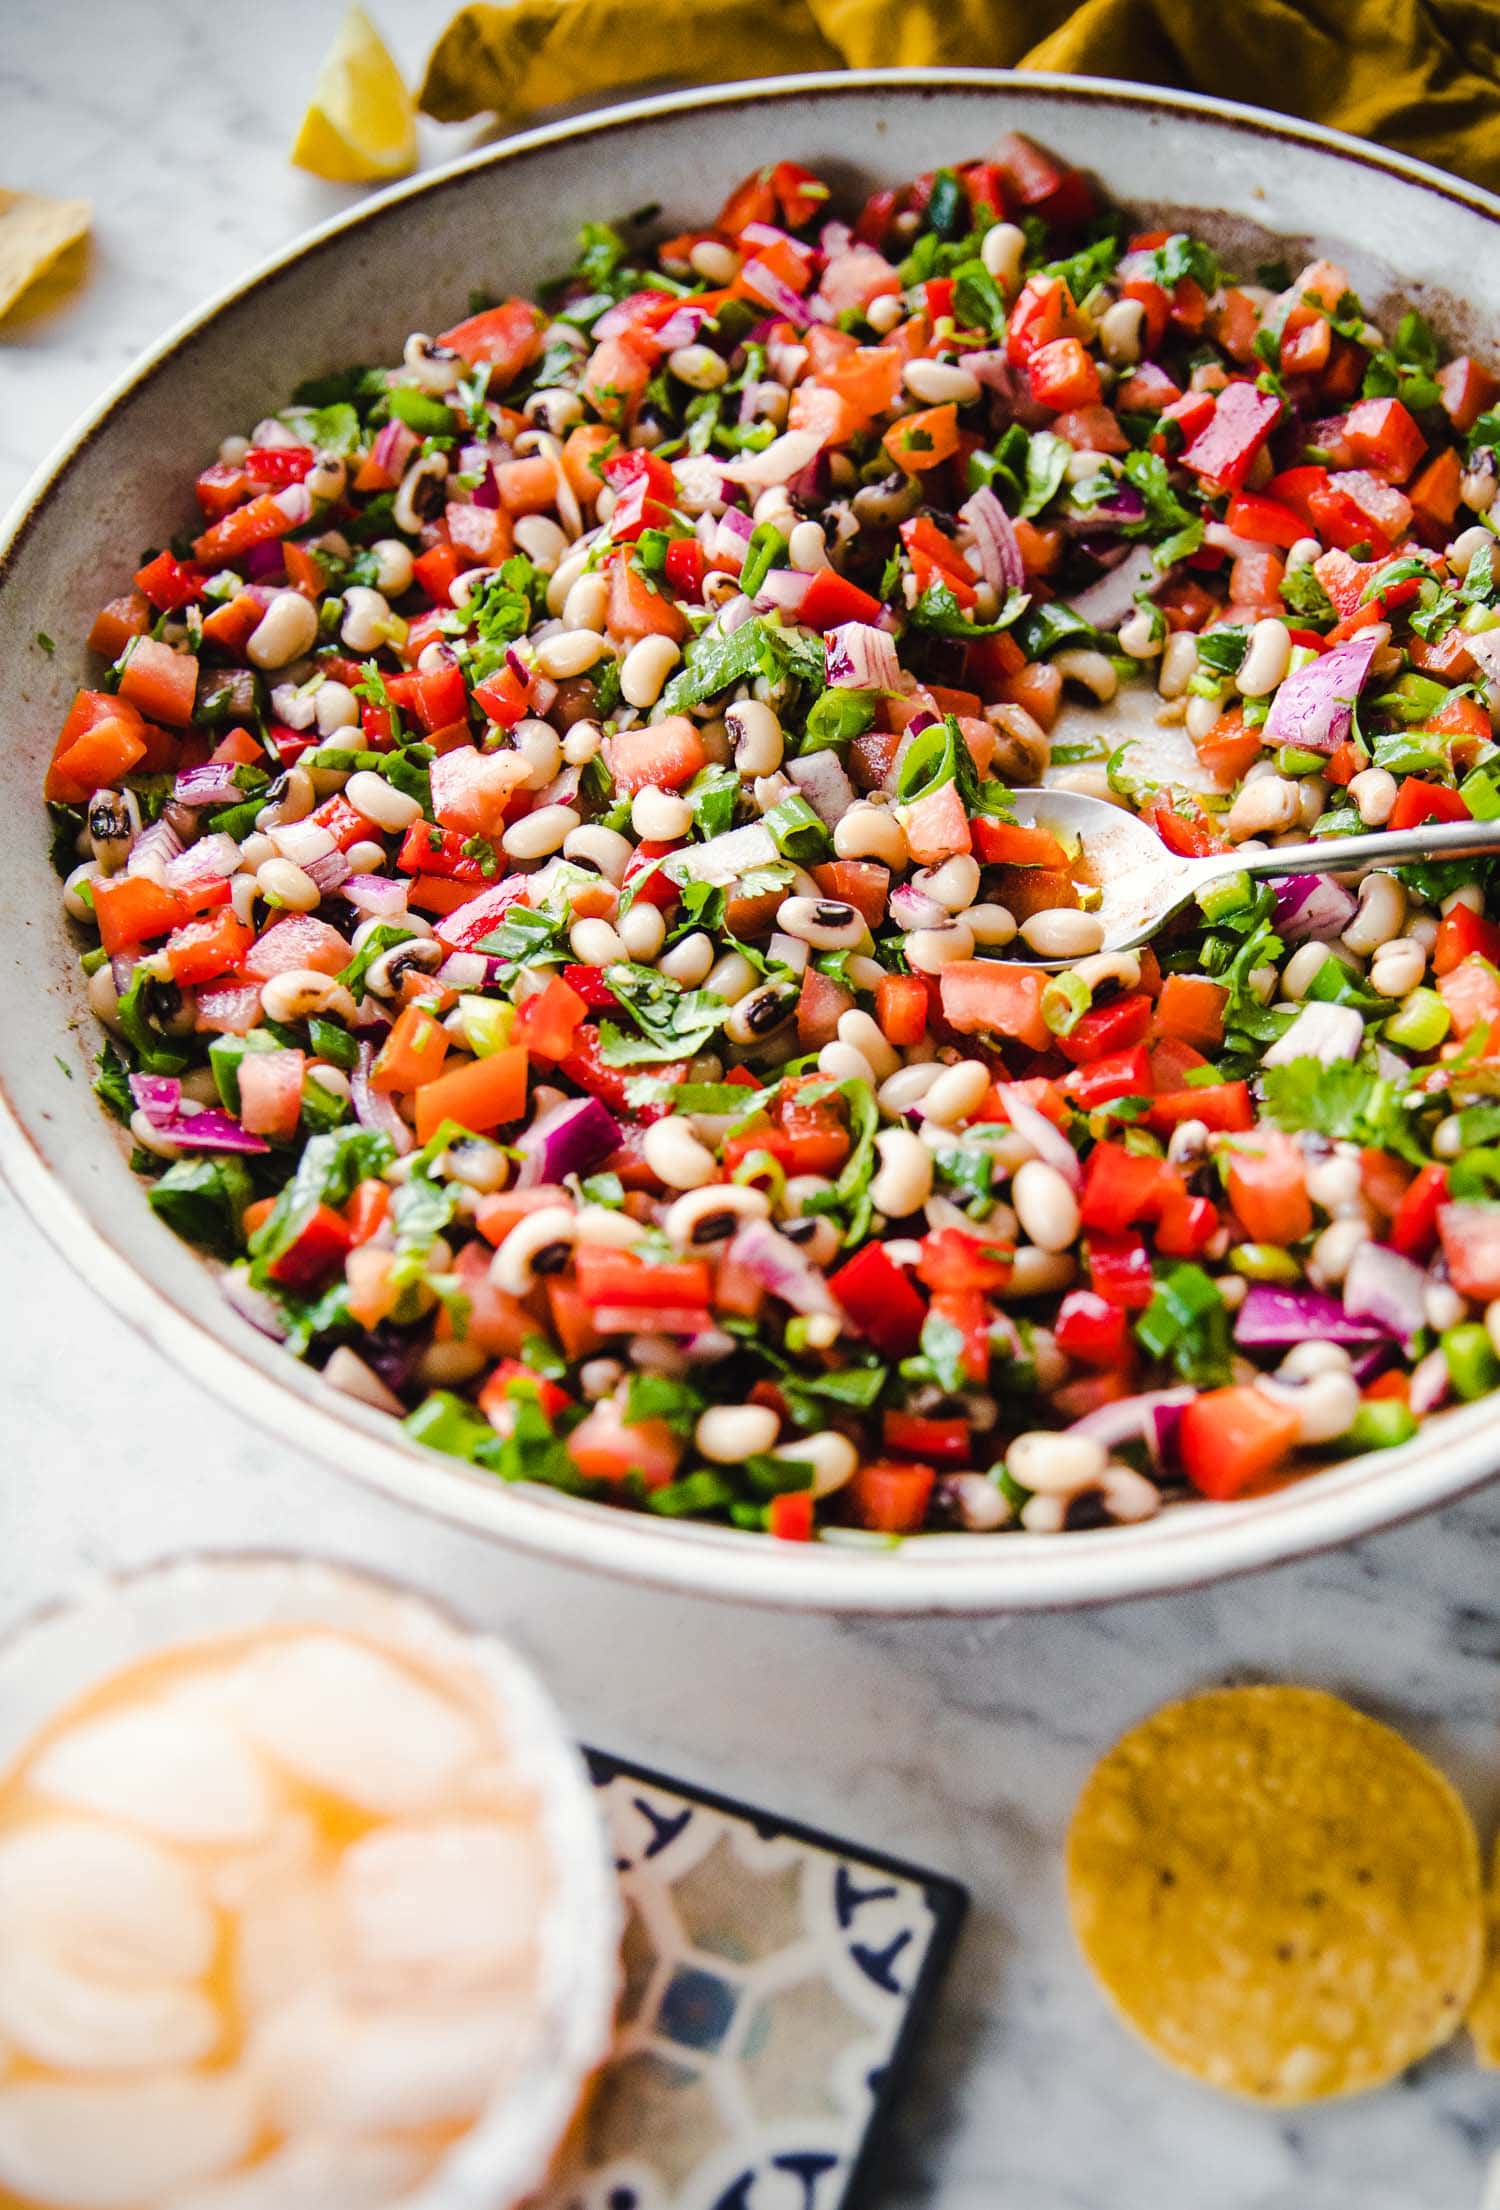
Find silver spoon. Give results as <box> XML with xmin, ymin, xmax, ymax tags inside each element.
<box><xmin>1004</xmin><ymin>788</ymin><xmax>1500</xmax><ymax>968</ymax></box>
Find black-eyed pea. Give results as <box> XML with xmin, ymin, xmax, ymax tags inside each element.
<box><xmin>905</xmin><ymin>920</ymin><xmax>976</xmax><ymax>973</ymax></box>
<box><xmin>1018</xmin><ymin>909</ymin><xmax>1104</xmax><ymax>961</ymax></box>
<box><xmin>777</xmin><ymin>1430</ymin><xmax>859</xmax><ymax>1498</ymax></box>
<box><xmin>490</xmin><ymin>1206</ymin><xmax>578</xmax><ymax>1296</ymax></box>
<box><xmin>921</xmin><ymin>1059</ymin><xmax>991</xmax><ymax>1128</ymax></box>
<box><xmin>696</xmin><ymin>1403</ymin><xmax>781</xmax><ymax>1463</ymax></box>
<box><xmin>663</xmin><ymin>1182</ymin><xmax>770</xmax><ymax>1248</ymax></box>
<box><xmin>1011</xmin><ymin>1159</ymin><xmax>1081</xmax><ymax>1252</ymax></box>
<box><xmin>1007</xmin><ymin>1429</ymin><xmax>1107</xmax><ymax>1497</ymax></box>
<box><xmin>870</xmin><ymin>1128</ymin><xmax>934</xmax><ymax>1216</ymax></box>
<box><xmin>837</xmin><ymin>1009</ymin><xmax>900</xmax><ymax>1082</ymax></box>
<box><xmin>642</xmin><ymin>1117</ymin><xmax>718</xmax><ymax>1191</ymax></box>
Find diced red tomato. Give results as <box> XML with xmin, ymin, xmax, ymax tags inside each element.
<box><xmin>45</xmin><ymin>690</ymin><xmax>149</xmax><ymax>803</ymax></box>
<box><xmin>574</xmin><ymin>1246</ymin><xmax>712</xmax><ymax>1310</ymax></box>
<box><xmin>238</xmin><ymin>1049</ymin><xmax>306</xmax><ymax>1141</ymax></box>
<box><xmin>1148</xmin><ymin>1082</ymin><xmax>1253</xmax><ymax>1134</ymax></box>
<box><xmin>567</xmin><ymin>1399</ymin><xmax>683</xmax><ymax>1488</ymax></box>
<box><xmin>846</xmin><ymin>1461</ymin><xmax>935</xmax><ymax>1535</ymax></box>
<box><xmin>606</xmin><ymin>715</ymin><xmax>706</xmax><ymax>794</ymax></box>
<box><xmin>512</xmin><ymin>974</ymin><xmax>587</xmax><ymax>1062</ymax></box>
<box><xmin>1178</xmin><ymin>1386</ymin><xmax>1301</xmax><ymax>1499</ymax></box>
<box><xmin>1079</xmin><ymin>1143</ymin><xmax>1178</xmax><ymax>1234</ymax></box>
<box><xmin>163</xmin><ymin>905</ymin><xmax>253</xmax><ymax>986</ymax></box>
<box><xmin>1225</xmin><ymin>1129</ymin><xmax>1312</xmax><ymax>1244</ymax></box>
<box><xmin>91</xmin><ymin>874</ymin><xmax>189</xmax><ymax>957</ymax></box>
<box><xmin>1178</xmin><ymin>381</ymin><xmax>1282</xmax><ymax>489</ymax></box>
<box><xmin>1343</xmin><ymin>396</ymin><xmax>1427</xmax><ymax>483</ymax></box>
<box><xmin>437</xmin><ymin>298</ymin><xmax>544</xmax><ymax>377</ymax></box>
<box><xmin>118</xmin><ymin>637</ymin><xmax>197</xmax><ymax>728</ymax></box>
<box><xmin>266</xmin><ymin>1203</ymin><xmax>353</xmax><ymax>1293</ymax></box>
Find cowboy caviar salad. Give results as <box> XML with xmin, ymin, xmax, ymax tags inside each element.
<box><xmin>44</xmin><ymin>139</ymin><xmax>1500</xmax><ymax>1541</ymax></box>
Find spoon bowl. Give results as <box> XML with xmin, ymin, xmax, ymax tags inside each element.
<box><xmin>1006</xmin><ymin>788</ymin><xmax>1500</xmax><ymax>966</ymax></box>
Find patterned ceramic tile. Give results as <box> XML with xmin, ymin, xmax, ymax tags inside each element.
<box><xmin>540</xmin><ymin>1750</ymin><xmax>967</xmax><ymax>2210</ymax></box>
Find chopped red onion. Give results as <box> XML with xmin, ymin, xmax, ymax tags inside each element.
<box><xmin>1202</xmin><ymin>520</ymin><xmax>1263</xmax><ymax>558</ymax></box>
<box><xmin>1064</xmin><ymin>543</ymin><xmax>1163</xmax><ymax>632</ymax></box>
<box><xmin>351</xmin><ymin>1041</ymin><xmax>414</xmax><ymax>1154</ymax></box>
<box><xmin>654</xmin><ymin>302</ymin><xmax>714</xmax><ymax>352</ymax></box>
<box><xmin>434</xmin><ymin>952</ymin><xmax>494</xmax><ymax>990</ymax></box>
<box><xmin>504</xmin><ymin>643</ymin><xmax>532</xmax><ymax>687</ymax></box>
<box><xmin>515</xmin><ymin>1096</ymin><xmax>620</xmax><ymax>1187</ymax></box>
<box><xmin>1409</xmin><ymin>1347</ymin><xmax>1452</xmax><ymax>1416</ymax></box>
<box><xmin>1272</xmin><ymin>874</ymin><xmax>1359</xmax><ymax>944</ymax></box>
<box><xmin>1262</xmin><ymin>1000</ymin><xmax>1364</xmax><ymax>1067</ymax></box>
<box><xmin>1060</xmin><ymin>482</ymin><xmax>1147</xmax><ymax>535</ymax></box>
<box><xmin>165</xmin><ymin>835</ymin><xmax>241</xmax><ymax>891</ymax></box>
<box><xmin>738</xmin><ymin>219</ymin><xmax>811</xmax><ymax>259</ymax></box>
<box><xmin>995</xmin><ymin>1082</ymin><xmax>1083</xmax><ymax>1189</ymax></box>
<box><xmin>173</xmin><ymin>762</ymin><xmax>249</xmax><ymax>807</ymax></box>
<box><xmin>1067</xmin><ymin>1385</ymin><xmax>1194</xmax><ymax>1451</ymax></box>
<box><xmin>221</xmin><ymin>1270</ymin><xmax>288</xmax><ymax>1342</ymax></box>
<box><xmin>728</xmin><ymin>1218</ymin><xmax>841</xmax><ymax>1316</ymax></box>
<box><xmin>471</xmin><ymin>466</ymin><xmax>501</xmax><ymax>511</ymax></box>
<box><xmin>719</xmin><ymin>593</ymin><xmax>757</xmax><ymax>634</ymax></box>
<box><xmin>959</xmin><ymin>486</ymin><xmax>1024</xmax><ymax>592</ymax></box>
<box><xmin>128</xmin><ymin>817</ymin><xmax>184</xmax><ymax>875</ymax></box>
<box><xmin>711</xmin><ymin>506</ymin><xmax>756</xmax><ymax>571</ymax></box>
<box><xmin>825</xmin><ymin>621</ymin><xmax>901</xmax><ymax>691</ymax></box>
<box><xmin>242</xmin><ymin>539</ymin><xmax>286</xmax><ymax>582</ymax></box>
<box><xmin>1343</xmin><ymin>1240</ymin><xmax>1429</xmax><ymax>1347</ymax></box>
<box><xmin>303</xmin><ymin>847</ymin><xmax>351</xmax><ymax>895</ymax></box>
<box><xmin>1234</xmin><ymin>1284</ymin><xmax>1384</xmax><ymax>1348</ymax></box>
<box><xmin>753</xmin><ymin>568</ymin><xmax>814</xmax><ymax>617</ymax></box>
<box><xmin>129</xmin><ymin>1074</ymin><xmax>182</xmax><ymax>1124</ymax></box>
<box><xmin>785</xmin><ymin>749</ymin><xmax>856</xmax><ymax>828</ymax></box>
<box><xmin>1263</xmin><ymin>629</ymin><xmax>1380</xmax><ymax>753</ymax></box>
<box><xmin>738</xmin><ymin>259</ymin><xmax>811</xmax><ymax>328</ymax></box>
<box><xmin>371</xmin><ymin>419</ymin><xmax>419</xmax><ymax>478</ymax></box>
<box><xmin>344</xmin><ymin>873</ymin><xmax>410</xmax><ymax>918</ymax></box>
<box><xmin>889</xmin><ymin>881</ymin><xmax>948</xmax><ymax>930</ymax></box>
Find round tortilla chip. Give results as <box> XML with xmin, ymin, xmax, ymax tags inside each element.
<box><xmin>1466</xmin><ymin>1834</ymin><xmax>1500</xmax><ymax>2065</ymax></box>
<box><xmin>1067</xmin><ymin>1686</ymin><xmax>1482</xmax><ymax>2103</ymax></box>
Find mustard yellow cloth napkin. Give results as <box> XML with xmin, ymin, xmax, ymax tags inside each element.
<box><xmin>419</xmin><ymin>0</ymin><xmax>1500</xmax><ymax>193</ymax></box>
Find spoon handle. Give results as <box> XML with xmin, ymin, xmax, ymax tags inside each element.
<box><xmin>1213</xmin><ymin>817</ymin><xmax>1500</xmax><ymax>884</ymax></box>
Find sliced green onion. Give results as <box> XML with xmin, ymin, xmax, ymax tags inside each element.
<box><xmin>458</xmin><ymin>994</ymin><xmax>515</xmax><ymax>1057</ymax></box>
<box><xmin>1041</xmin><ymin>971</ymin><xmax>1091</xmax><ymax>1036</ymax></box>
<box><xmin>1383</xmin><ymin>988</ymin><xmax>1451</xmax><ymax>1053</ymax></box>
<box><xmin>1227</xmin><ymin>1243</ymin><xmax>1303</xmax><ymax>1283</ymax></box>
<box><xmin>1197</xmin><ymin>871</ymin><xmax>1253</xmax><ymax>924</ymax></box>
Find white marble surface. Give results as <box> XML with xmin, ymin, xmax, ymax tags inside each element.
<box><xmin>3</xmin><ymin>9</ymin><xmax>1500</xmax><ymax>2204</ymax></box>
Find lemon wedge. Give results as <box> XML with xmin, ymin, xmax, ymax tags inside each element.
<box><xmin>291</xmin><ymin>6</ymin><xmax>417</xmax><ymax>185</ymax></box>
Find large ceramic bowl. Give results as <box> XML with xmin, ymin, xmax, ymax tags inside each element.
<box><xmin>3</xmin><ymin>70</ymin><xmax>1499</xmax><ymax>1613</ymax></box>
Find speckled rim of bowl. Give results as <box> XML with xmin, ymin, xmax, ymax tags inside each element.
<box><xmin>4</xmin><ymin>67</ymin><xmax>1500</xmax><ymax>1617</ymax></box>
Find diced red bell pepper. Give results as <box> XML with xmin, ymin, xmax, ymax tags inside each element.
<box><xmin>1148</xmin><ymin>798</ymin><xmax>1232</xmax><ymax>858</ymax></box>
<box><xmin>397</xmin><ymin>822</ymin><xmax>492</xmax><ymax>883</ymax></box>
<box><xmin>92</xmin><ymin>874</ymin><xmax>190</xmax><ymax>957</ymax></box>
<box><xmin>243</xmin><ymin>444</ymin><xmax>314</xmax><ymax>488</ymax></box>
<box><xmin>800</xmin><ymin>569</ymin><xmax>886</xmax><ymax>628</ymax></box>
<box><xmin>1153</xmin><ymin>1187</ymin><xmax>1219</xmax><ymax>1258</ymax></box>
<box><xmin>1079</xmin><ymin>1142</ymin><xmax>1178</xmax><ymax>1234</ymax></box>
<box><xmin>513</xmin><ymin>973</ymin><xmax>587</xmax><ymax>1061</ymax></box>
<box><xmin>664</xmin><ymin>537</ymin><xmax>707</xmax><ymax>598</ymax></box>
<box><xmin>883</xmin><ymin>1411</ymin><xmax>971</xmax><ymax>1464</ymax></box>
<box><xmin>767</xmin><ymin>1489</ymin><xmax>816</xmax><ymax>1542</ymax></box>
<box><xmin>134</xmin><ymin>550</ymin><xmax>209</xmax><ymax>613</ymax></box>
<box><xmin>1085</xmin><ymin>1230</ymin><xmax>1155</xmax><ymax>1311</ymax></box>
<box><xmin>431</xmin><ymin>874</ymin><xmax>532</xmax><ymax>952</ymax></box>
<box><xmin>1054</xmin><ymin>1289</ymin><xmax>1130</xmax><ymax>1366</ymax></box>
<box><xmin>829</xmin><ymin>1241</ymin><xmax>928</xmax><ymax>1359</ymax></box>
<box><xmin>929</xmin><ymin>1288</ymin><xmax>991</xmax><ymax>1383</ymax></box>
<box><xmin>1063</xmin><ymin>1045</ymin><xmax>1152</xmax><ymax>1110</ymax></box>
<box><xmin>1390</xmin><ymin>1163</ymin><xmax>1449</xmax><ymax>1259</ymax></box>
<box><xmin>192</xmin><ymin>491</ymin><xmax>299</xmax><ymax>566</ymax></box>
<box><xmin>266</xmin><ymin>1202</ymin><xmax>353</xmax><ymax>1292</ymax></box>
<box><xmin>1387</xmin><ymin>778</ymin><xmax>1471</xmax><ymax>832</ymax></box>
<box><xmin>1178</xmin><ymin>381</ymin><xmax>1282</xmax><ymax>489</ymax></box>
<box><xmin>917</xmin><ymin>1224</ymin><xmax>1012</xmax><ymax>1294</ymax></box>
<box><xmin>1434</xmin><ymin>903</ymin><xmax>1500</xmax><ymax>977</ymax></box>
<box><xmin>1056</xmin><ymin>993</ymin><xmax>1153</xmax><ymax>1066</ymax></box>
<box><xmin>1148</xmin><ymin>1081</ymin><xmax>1253</xmax><ymax>1134</ymax></box>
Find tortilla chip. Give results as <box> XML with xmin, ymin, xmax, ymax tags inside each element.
<box><xmin>1067</xmin><ymin>1686</ymin><xmax>1482</xmax><ymax>2103</ymax></box>
<box><xmin>0</xmin><ymin>189</ymin><xmax>91</xmax><ymax>324</ymax></box>
<box><xmin>1466</xmin><ymin>1834</ymin><xmax>1500</xmax><ymax>2063</ymax></box>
